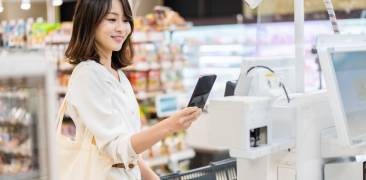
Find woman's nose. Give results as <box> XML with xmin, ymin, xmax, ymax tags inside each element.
<box><xmin>115</xmin><ymin>21</ymin><xmax>129</xmax><ymax>33</ymax></box>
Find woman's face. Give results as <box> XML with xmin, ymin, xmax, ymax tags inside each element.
<box><xmin>95</xmin><ymin>0</ymin><xmax>131</xmax><ymax>54</ymax></box>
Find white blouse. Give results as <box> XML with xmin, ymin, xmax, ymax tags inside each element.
<box><xmin>65</xmin><ymin>60</ymin><xmax>142</xmax><ymax>179</ymax></box>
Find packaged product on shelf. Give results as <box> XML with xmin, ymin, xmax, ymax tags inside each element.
<box><xmin>174</xmin><ymin>132</ymin><xmax>186</xmax><ymax>151</ymax></box>
<box><xmin>25</xmin><ymin>18</ymin><xmax>34</xmax><ymax>48</ymax></box>
<box><xmin>159</xmin><ymin>139</ymin><xmax>171</xmax><ymax>156</ymax></box>
<box><xmin>31</xmin><ymin>22</ymin><xmax>60</xmax><ymax>49</ymax></box>
<box><xmin>147</xmin><ymin>70</ymin><xmax>161</xmax><ymax>92</ymax></box>
<box><xmin>170</xmin><ymin>44</ymin><xmax>186</xmax><ymax>62</ymax></box>
<box><xmin>0</xmin><ymin>17</ymin><xmax>64</xmax><ymax>49</ymax></box>
<box><xmin>14</xmin><ymin>19</ymin><xmax>26</xmax><ymax>48</ymax></box>
<box><xmin>134</xmin><ymin>5</ymin><xmax>189</xmax><ymax>32</ymax></box>
<box><xmin>158</xmin><ymin>45</ymin><xmax>173</xmax><ymax>62</ymax></box>
<box><xmin>45</xmin><ymin>22</ymin><xmax>72</xmax><ymax>45</ymax></box>
<box><xmin>58</xmin><ymin>73</ymin><xmax>70</xmax><ymax>88</ymax></box>
<box><xmin>160</xmin><ymin>70</ymin><xmax>182</xmax><ymax>90</ymax></box>
<box><xmin>5</xmin><ymin>20</ymin><xmax>16</xmax><ymax>48</ymax></box>
<box><xmin>126</xmin><ymin>71</ymin><xmax>148</xmax><ymax>92</ymax></box>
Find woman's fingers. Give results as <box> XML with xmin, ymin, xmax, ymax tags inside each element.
<box><xmin>191</xmin><ymin>108</ymin><xmax>202</xmax><ymax>118</ymax></box>
<box><xmin>181</xmin><ymin>109</ymin><xmax>202</xmax><ymax>124</ymax></box>
<box><xmin>181</xmin><ymin>107</ymin><xmax>199</xmax><ymax>115</ymax></box>
<box><xmin>168</xmin><ymin>107</ymin><xmax>202</xmax><ymax>132</ymax></box>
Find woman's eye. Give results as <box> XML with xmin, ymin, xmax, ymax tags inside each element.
<box><xmin>107</xmin><ymin>18</ymin><xmax>117</xmax><ymax>22</ymax></box>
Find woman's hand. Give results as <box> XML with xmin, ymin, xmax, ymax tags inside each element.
<box><xmin>131</xmin><ymin>107</ymin><xmax>202</xmax><ymax>154</ymax></box>
<box><xmin>164</xmin><ymin>107</ymin><xmax>202</xmax><ymax>133</ymax></box>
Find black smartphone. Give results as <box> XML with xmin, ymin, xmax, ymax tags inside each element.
<box><xmin>187</xmin><ymin>75</ymin><xmax>217</xmax><ymax>109</ymax></box>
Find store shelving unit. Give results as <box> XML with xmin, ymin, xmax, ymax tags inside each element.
<box><xmin>0</xmin><ymin>52</ymin><xmax>57</xmax><ymax>180</ymax></box>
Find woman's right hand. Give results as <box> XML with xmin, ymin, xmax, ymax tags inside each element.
<box><xmin>131</xmin><ymin>107</ymin><xmax>202</xmax><ymax>154</ymax></box>
<box><xmin>165</xmin><ymin>107</ymin><xmax>202</xmax><ymax>133</ymax></box>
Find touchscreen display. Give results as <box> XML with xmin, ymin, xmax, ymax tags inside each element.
<box><xmin>332</xmin><ymin>51</ymin><xmax>366</xmax><ymax>140</ymax></box>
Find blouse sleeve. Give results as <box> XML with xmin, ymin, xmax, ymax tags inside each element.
<box><xmin>67</xmin><ymin>64</ymin><xmax>139</xmax><ymax>168</ymax></box>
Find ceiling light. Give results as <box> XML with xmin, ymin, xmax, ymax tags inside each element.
<box><xmin>0</xmin><ymin>0</ymin><xmax>3</xmax><ymax>13</ymax></box>
<box><xmin>243</xmin><ymin>0</ymin><xmax>264</xmax><ymax>9</ymax></box>
<box><xmin>21</xmin><ymin>0</ymin><xmax>31</xmax><ymax>10</ymax></box>
<box><xmin>52</xmin><ymin>0</ymin><xmax>63</xmax><ymax>6</ymax></box>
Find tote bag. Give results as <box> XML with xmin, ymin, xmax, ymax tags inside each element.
<box><xmin>56</xmin><ymin>98</ymin><xmax>113</xmax><ymax>180</ymax></box>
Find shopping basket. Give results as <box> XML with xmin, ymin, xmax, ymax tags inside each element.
<box><xmin>160</xmin><ymin>158</ymin><xmax>237</xmax><ymax>180</ymax></box>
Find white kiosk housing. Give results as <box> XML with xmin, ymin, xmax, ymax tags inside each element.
<box><xmin>206</xmin><ymin>35</ymin><xmax>366</xmax><ymax>180</ymax></box>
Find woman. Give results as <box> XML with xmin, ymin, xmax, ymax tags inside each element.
<box><xmin>59</xmin><ymin>0</ymin><xmax>202</xmax><ymax>179</ymax></box>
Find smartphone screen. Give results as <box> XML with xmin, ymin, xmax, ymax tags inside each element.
<box><xmin>187</xmin><ymin>75</ymin><xmax>217</xmax><ymax>109</ymax></box>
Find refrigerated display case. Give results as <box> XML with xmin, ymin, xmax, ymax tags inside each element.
<box><xmin>0</xmin><ymin>51</ymin><xmax>57</xmax><ymax>180</ymax></box>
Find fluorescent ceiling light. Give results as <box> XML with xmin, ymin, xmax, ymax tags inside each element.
<box><xmin>243</xmin><ymin>0</ymin><xmax>264</xmax><ymax>9</ymax></box>
<box><xmin>52</xmin><ymin>0</ymin><xmax>63</xmax><ymax>6</ymax></box>
<box><xmin>21</xmin><ymin>0</ymin><xmax>31</xmax><ymax>10</ymax></box>
<box><xmin>0</xmin><ymin>0</ymin><xmax>3</xmax><ymax>13</ymax></box>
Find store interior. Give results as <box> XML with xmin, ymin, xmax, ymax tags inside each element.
<box><xmin>1</xmin><ymin>0</ymin><xmax>366</xmax><ymax>180</ymax></box>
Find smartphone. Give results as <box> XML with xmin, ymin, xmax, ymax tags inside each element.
<box><xmin>187</xmin><ymin>75</ymin><xmax>217</xmax><ymax>109</ymax></box>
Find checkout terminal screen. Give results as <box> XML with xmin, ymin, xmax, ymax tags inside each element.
<box><xmin>331</xmin><ymin>51</ymin><xmax>366</xmax><ymax>139</ymax></box>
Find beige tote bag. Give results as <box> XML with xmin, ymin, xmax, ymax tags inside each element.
<box><xmin>56</xmin><ymin>99</ymin><xmax>113</xmax><ymax>180</ymax></box>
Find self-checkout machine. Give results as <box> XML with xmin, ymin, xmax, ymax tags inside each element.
<box><xmin>294</xmin><ymin>34</ymin><xmax>366</xmax><ymax>180</ymax></box>
<box><xmin>206</xmin><ymin>0</ymin><xmax>301</xmax><ymax>180</ymax></box>
<box><xmin>206</xmin><ymin>55</ymin><xmax>299</xmax><ymax>180</ymax></box>
<box><xmin>317</xmin><ymin>34</ymin><xmax>366</xmax><ymax>180</ymax></box>
<box><xmin>205</xmin><ymin>1</ymin><xmax>366</xmax><ymax>180</ymax></box>
<box><xmin>206</xmin><ymin>35</ymin><xmax>366</xmax><ymax>180</ymax></box>
<box><xmin>294</xmin><ymin>2</ymin><xmax>366</xmax><ymax>180</ymax></box>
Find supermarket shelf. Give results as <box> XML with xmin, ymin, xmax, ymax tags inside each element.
<box><xmin>124</xmin><ymin>62</ymin><xmax>161</xmax><ymax>72</ymax></box>
<box><xmin>0</xmin><ymin>150</ymin><xmax>31</xmax><ymax>158</ymax></box>
<box><xmin>136</xmin><ymin>91</ymin><xmax>163</xmax><ymax>100</ymax></box>
<box><xmin>0</xmin><ymin>121</ymin><xmax>30</xmax><ymax>127</ymax></box>
<box><xmin>133</xmin><ymin>40</ymin><xmax>161</xmax><ymax>45</ymax></box>
<box><xmin>145</xmin><ymin>148</ymin><xmax>195</xmax><ymax>167</ymax></box>
<box><xmin>57</xmin><ymin>89</ymin><xmax>174</xmax><ymax>99</ymax></box>
<box><xmin>123</xmin><ymin>62</ymin><xmax>185</xmax><ymax>71</ymax></box>
<box><xmin>46</xmin><ymin>41</ymin><xmax>69</xmax><ymax>45</ymax></box>
<box><xmin>136</xmin><ymin>90</ymin><xmax>186</xmax><ymax>100</ymax></box>
<box><xmin>0</xmin><ymin>171</ymin><xmax>40</xmax><ymax>180</ymax></box>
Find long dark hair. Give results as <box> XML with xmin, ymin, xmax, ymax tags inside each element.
<box><xmin>65</xmin><ymin>0</ymin><xmax>134</xmax><ymax>69</ymax></box>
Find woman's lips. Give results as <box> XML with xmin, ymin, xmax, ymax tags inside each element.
<box><xmin>111</xmin><ymin>36</ymin><xmax>124</xmax><ymax>43</ymax></box>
